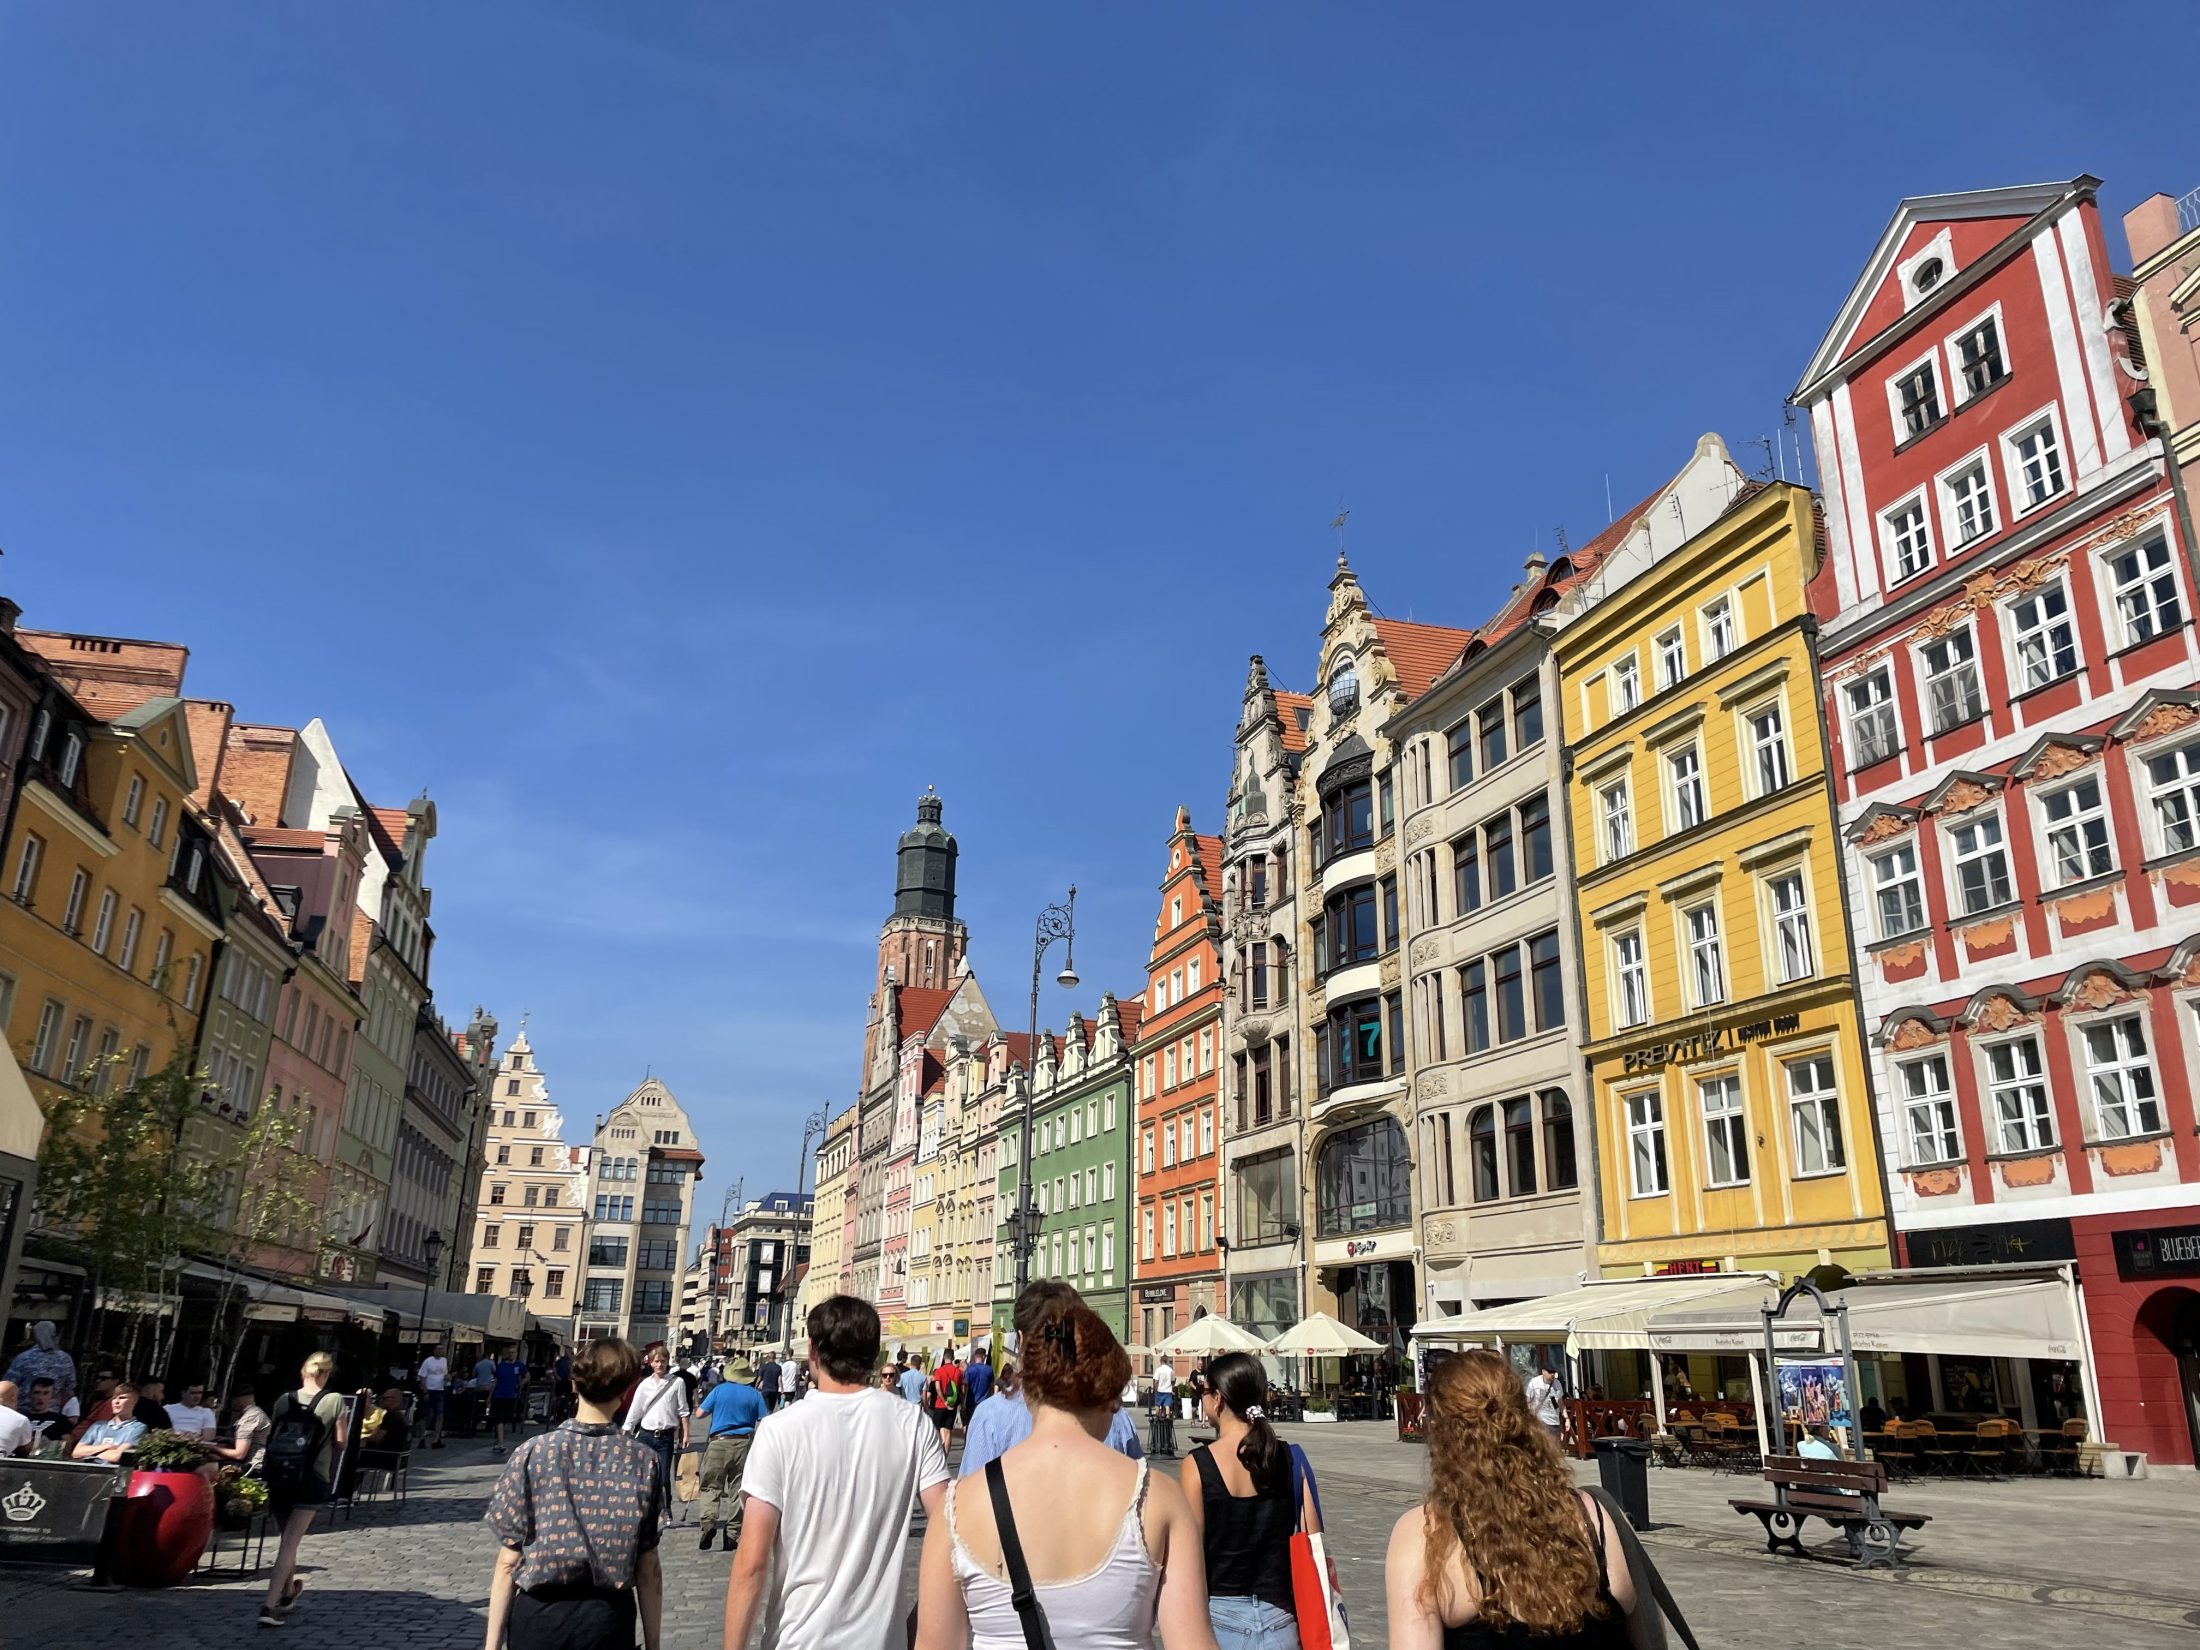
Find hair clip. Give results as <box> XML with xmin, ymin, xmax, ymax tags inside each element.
<box><xmin>1244</xmin><ymin>1404</ymin><xmax>1265</xmax><ymax>1420</ymax></box>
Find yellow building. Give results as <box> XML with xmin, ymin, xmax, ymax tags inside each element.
<box><xmin>3</xmin><ymin>674</ymin><xmax>221</xmax><ymax>1109</ymax></box>
<box><xmin>1552</xmin><ymin>470</ymin><xmax>1890</xmax><ymax>1283</ymax></box>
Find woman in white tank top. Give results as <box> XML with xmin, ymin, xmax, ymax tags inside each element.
<box><xmin>915</xmin><ymin>1297</ymin><xmax>1219</xmax><ymax>1650</ymax></box>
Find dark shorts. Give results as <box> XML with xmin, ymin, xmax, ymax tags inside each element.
<box><xmin>492</xmin><ymin>1396</ymin><xmax>522</xmax><ymax>1424</ymax></box>
<box><xmin>422</xmin><ymin>1390</ymin><xmax>446</xmax><ymax>1424</ymax></box>
<box><xmin>268</xmin><ymin>1472</ymin><xmax>330</xmax><ymax>1519</ymax></box>
<box><xmin>510</xmin><ymin>1583</ymin><xmax>636</xmax><ymax>1650</ymax></box>
<box><xmin>926</xmin><ymin>1405</ymin><xmax>957</xmax><ymax>1430</ymax></box>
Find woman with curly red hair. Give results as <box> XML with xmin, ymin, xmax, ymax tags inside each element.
<box><xmin>1385</xmin><ymin>1350</ymin><xmax>1637</xmax><ymax>1649</ymax></box>
<box><xmin>916</xmin><ymin>1295</ymin><xmax>1219</xmax><ymax>1650</ymax></box>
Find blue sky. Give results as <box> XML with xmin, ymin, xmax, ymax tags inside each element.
<box><xmin>3</xmin><ymin>4</ymin><xmax>2190</xmax><ymax>1227</ymax></box>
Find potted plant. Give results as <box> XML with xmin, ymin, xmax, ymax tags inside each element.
<box><xmin>215</xmin><ymin>1467</ymin><xmax>269</xmax><ymax>1527</ymax></box>
<box><xmin>1303</xmin><ymin>1395</ymin><xmax>1336</xmax><ymax>1423</ymax></box>
<box><xmin>112</xmin><ymin>1430</ymin><xmax>217</xmax><ymax>1587</ymax></box>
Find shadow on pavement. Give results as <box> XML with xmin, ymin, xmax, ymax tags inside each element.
<box><xmin>24</xmin><ymin>1586</ymin><xmax>484</xmax><ymax>1650</ymax></box>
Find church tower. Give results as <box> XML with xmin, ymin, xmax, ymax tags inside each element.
<box><xmin>860</xmin><ymin>790</ymin><xmax>971</xmax><ymax>1081</ymax></box>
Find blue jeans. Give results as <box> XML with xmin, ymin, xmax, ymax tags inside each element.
<box><xmin>1211</xmin><ymin>1596</ymin><xmax>1300</xmax><ymax>1650</ymax></box>
<box><xmin>638</xmin><ymin>1430</ymin><xmax>676</xmax><ymax>1518</ymax></box>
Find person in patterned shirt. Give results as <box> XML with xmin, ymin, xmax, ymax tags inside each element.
<box><xmin>484</xmin><ymin>1337</ymin><xmax>665</xmax><ymax>1650</ymax></box>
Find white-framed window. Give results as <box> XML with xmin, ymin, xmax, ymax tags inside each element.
<box><xmin>1199</xmin><ymin>1109</ymin><xmax>1213</xmax><ymax>1155</ymax></box>
<box><xmin>2146</xmin><ymin>741</ymin><xmax>2200</xmax><ymax>854</ymax></box>
<box><xmin>8</xmin><ymin>834</ymin><xmax>40</xmax><ymax>903</ymax></box>
<box><xmin>1141</xmin><ymin>1129</ymin><xmax>1154</xmax><ymax>1174</ymax></box>
<box><xmin>90</xmin><ymin>890</ymin><xmax>116</xmax><ymax>954</ymax></box>
<box><xmin>1180</xmin><ymin>1115</ymin><xmax>1195</xmax><ymax>1160</ymax></box>
<box><xmin>2108</xmin><ymin>535</ymin><xmax>2182</xmax><ymax>648</ymax></box>
<box><xmin>1883</xmin><ymin>494</ymin><xmax>1934</xmax><ymax>583</ymax></box>
<box><xmin>1899</xmin><ymin>1055</ymin><xmax>1961</xmax><ymax>1163</ymax></box>
<box><xmin>1892</xmin><ymin>354</ymin><xmax>1943</xmax><ymax>439</ymax></box>
<box><xmin>1768</xmin><ymin>871</ymin><xmax>1814</xmax><ymax>983</ymax></box>
<box><xmin>1162</xmin><ymin>1202</ymin><xmax>1176</xmax><ymax>1257</ymax></box>
<box><xmin>147</xmin><ymin>798</ymin><xmax>167</xmax><ymax>850</ymax></box>
<box><xmin>1941</xmin><ymin>456</ymin><xmax>1998</xmax><ymax>546</ymax></box>
<box><xmin>1611</xmin><ymin>654</ymin><xmax>1641</xmax><ymax>715</ymax></box>
<box><xmin>1844</xmin><ymin>667</ymin><xmax>1899</xmax><ymax>766</ymax></box>
<box><xmin>1870</xmin><ymin>842</ymin><xmax>1925</xmax><ymax>937</ymax></box>
<box><xmin>62</xmin><ymin>869</ymin><xmax>88</xmax><ymax>935</ymax></box>
<box><xmin>1786</xmin><ymin>1054</ymin><xmax>1845</xmax><ymax>1173</ymax></box>
<box><xmin>1140</xmin><ymin>1205</ymin><xmax>1155</xmax><ymax>1260</ymax></box>
<box><xmin>1703</xmin><ymin>596</ymin><xmax>1737</xmax><ymax>662</ymax></box>
<box><xmin>1699</xmin><ymin>1074</ymin><xmax>1748</xmax><ymax>1187</ymax></box>
<box><xmin>1669</xmin><ymin>744</ymin><xmax>1707</xmax><ymax>832</ymax></box>
<box><xmin>1656</xmin><ymin>628</ymin><xmax>1686</xmax><ymax>690</ymax></box>
<box><xmin>2040</xmin><ymin>777</ymin><xmax>2113</xmax><ymax>885</ymax></box>
<box><xmin>1613</xmin><ymin>930</ymin><xmax>1649</xmax><ymax>1028</ymax></box>
<box><xmin>1626</xmin><ymin>1091</ymin><xmax>1669</xmax><ymax>1197</ymax></box>
<box><xmin>2083</xmin><ymin>1015</ymin><xmax>2161</xmax><ymax>1140</ymax></box>
<box><xmin>1101</xmin><ymin>1222</ymin><xmax>1115</xmax><ymax>1273</ymax></box>
<box><xmin>56</xmin><ymin>733</ymin><xmax>83</xmax><ymax>787</ymax></box>
<box><xmin>1161</xmin><ymin>1124</ymin><xmax>1174</xmax><ymax>1167</ymax></box>
<box><xmin>1684</xmin><ymin>901</ymin><xmax>1725</xmax><ymax>1007</ymax></box>
<box><xmin>1948</xmin><ymin>813</ymin><xmax>2013</xmax><ymax>914</ymax></box>
<box><xmin>1985</xmin><ymin>1037</ymin><xmax>2055</xmax><ymax>1154</ymax></box>
<box><xmin>2010</xmin><ymin>580</ymin><xmax>2078</xmax><ymax>688</ymax></box>
<box><xmin>2005</xmin><ymin>413</ymin><xmax>2066</xmax><ymax>510</ymax></box>
<box><xmin>1952</xmin><ymin>310</ymin><xmax>2007</xmax><ymax>400</ymax></box>
<box><xmin>1187</xmin><ymin>957</ymin><xmax>1202</xmax><ymax>992</ymax></box>
<box><xmin>183</xmin><ymin>952</ymin><xmax>203</xmax><ymax>1011</ymax></box>
<box><xmin>117</xmin><ymin>908</ymin><xmax>142</xmax><ymax>973</ymax></box>
<box><xmin>1600</xmin><ymin>780</ymin><xmax>1633</xmax><ymax>863</ymax></box>
<box><xmin>1921</xmin><ymin>629</ymin><xmax>1982</xmax><ymax>733</ymax></box>
<box><xmin>122</xmin><ymin>775</ymin><xmax>144</xmax><ymax>827</ymax></box>
<box><xmin>1748</xmin><ymin>701</ymin><xmax>1791</xmax><ymax>795</ymax></box>
<box><xmin>30</xmin><ymin>999</ymin><xmax>64</xmax><ymax>1074</ymax></box>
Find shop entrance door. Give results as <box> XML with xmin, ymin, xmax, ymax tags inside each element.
<box><xmin>2135</xmin><ymin>1286</ymin><xmax>2200</xmax><ymax>1468</ymax></box>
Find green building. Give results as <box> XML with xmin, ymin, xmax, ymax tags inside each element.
<box><xmin>995</xmin><ymin>993</ymin><xmax>1140</xmax><ymax>1338</ymax></box>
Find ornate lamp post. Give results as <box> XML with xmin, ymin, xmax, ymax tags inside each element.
<box><xmin>417</xmin><ymin>1230</ymin><xmax>444</xmax><ymax>1362</ymax></box>
<box><xmin>1014</xmin><ymin>887</ymin><xmax>1079</xmax><ymax>1297</ymax></box>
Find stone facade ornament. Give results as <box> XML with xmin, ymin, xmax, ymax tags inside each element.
<box><xmin>1237</xmin><ymin>1018</ymin><xmax>1270</xmax><ymax>1045</ymax></box>
<box><xmin>1380</xmin><ymin>954</ymin><xmax>1402</xmax><ymax>988</ymax></box>
<box><xmin>2069</xmin><ymin>970</ymin><xmax>2137</xmax><ymax>1012</ymax></box>
<box><xmin>2137</xmin><ymin>700</ymin><xmax>2200</xmax><ymax>743</ymax></box>
<box><xmin>1425</xmin><ymin>1219</ymin><xmax>1459</xmax><ymax>1247</ymax></box>
<box><xmin>1375</xmin><ymin>838</ymin><xmax>1397</xmax><ymax>872</ymax></box>
<box><xmin>1971</xmin><ymin>993</ymin><xmax>2034</xmax><ymax>1033</ymax></box>
<box><xmin>1414</xmin><ymin>1069</ymin><xmax>1448</xmax><ymax>1099</ymax></box>
<box><xmin>2026</xmin><ymin>742</ymin><xmax>2093</xmax><ymax>782</ymax></box>
<box><xmin>1938</xmin><ymin>778</ymin><xmax>1997</xmax><ymax>816</ymax></box>
<box><xmin>1408</xmin><ymin>935</ymin><xmax>1443</xmax><ymax>967</ymax></box>
<box><xmin>1858</xmin><ymin>812</ymin><xmax>1912</xmax><ymax>845</ymax></box>
<box><xmin>1886</xmin><ymin>1019</ymin><xmax>1939</xmax><ymax>1052</ymax></box>
<box><xmin>1405</xmin><ymin>814</ymin><xmax>1436</xmax><ymax>844</ymax></box>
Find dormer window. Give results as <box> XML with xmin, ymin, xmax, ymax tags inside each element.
<box><xmin>1911</xmin><ymin>256</ymin><xmax>1945</xmax><ymax>295</ymax></box>
<box><xmin>1327</xmin><ymin>658</ymin><xmax>1359</xmax><ymax>714</ymax></box>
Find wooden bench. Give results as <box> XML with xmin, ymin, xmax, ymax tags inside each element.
<box><xmin>1729</xmin><ymin>1455</ymin><xmax>1929</xmax><ymax>1571</ymax></box>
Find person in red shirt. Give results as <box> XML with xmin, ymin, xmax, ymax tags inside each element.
<box><xmin>922</xmin><ymin>1353</ymin><xmax>964</xmax><ymax>1452</ymax></box>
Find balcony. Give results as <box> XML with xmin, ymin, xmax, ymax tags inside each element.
<box><xmin>2179</xmin><ymin>185</ymin><xmax>2200</xmax><ymax>237</ymax></box>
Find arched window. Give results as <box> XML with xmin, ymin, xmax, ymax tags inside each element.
<box><xmin>1469</xmin><ymin>1106</ymin><xmax>1499</xmax><ymax>1202</ymax></box>
<box><xmin>1543</xmin><ymin>1090</ymin><xmax>1578</xmax><ymax>1190</ymax></box>
<box><xmin>1328</xmin><ymin>657</ymin><xmax>1359</xmax><ymax>713</ymax></box>
<box><xmin>1315</xmin><ymin>1117</ymin><xmax>1411</xmax><ymax>1235</ymax></box>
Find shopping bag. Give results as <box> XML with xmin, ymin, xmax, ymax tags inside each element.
<box><xmin>1287</xmin><ymin>1444</ymin><xmax>1350</xmax><ymax>1650</ymax></box>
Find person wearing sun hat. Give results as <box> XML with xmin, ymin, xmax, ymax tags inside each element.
<box><xmin>693</xmin><ymin>1355</ymin><xmax>768</xmax><ymax>1551</ymax></box>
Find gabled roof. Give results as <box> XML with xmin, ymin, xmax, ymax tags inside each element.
<box><xmin>1793</xmin><ymin>177</ymin><xmax>2092</xmax><ymax>401</ymax></box>
<box><xmin>1275</xmin><ymin>692</ymin><xmax>1313</xmax><ymax>754</ymax></box>
<box><xmin>1193</xmin><ymin>833</ymin><xmax>1223</xmax><ymax>900</ymax></box>
<box><xmin>16</xmin><ymin>628</ymin><xmax>189</xmax><ymax>720</ymax></box>
<box><xmin>897</xmin><ymin>986</ymin><xmax>957</xmax><ymax>1040</ymax></box>
<box><xmin>369</xmin><ymin>806</ymin><xmax>412</xmax><ymax>860</ymax></box>
<box><xmin>1370</xmin><ymin>617</ymin><xmax>1477</xmax><ymax>699</ymax></box>
<box><xmin>1112</xmin><ymin>996</ymin><xmax>1145</xmax><ymax>1046</ymax></box>
<box><xmin>222</xmin><ymin>724</ymin><xmax>297</xmax><ymax>826</ymax></box>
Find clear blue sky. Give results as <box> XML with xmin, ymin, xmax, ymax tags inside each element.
<box><xmin>3</xmin><ymin>4</ymin><xmax>2191</xmax><ymax>1228</ymax></box>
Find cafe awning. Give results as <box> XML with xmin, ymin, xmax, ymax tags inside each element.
<box><xmin>344</xmin><ymin>1285</ymin><xmax>527</xmax><ymax>1342</ymax></box>
<box><xmin>1648</xmin><ymin>1269</ymin><xmax>2085</xmax><ymax>1363</ymax></box>
<box><xmin>175</xmin><ymin>1260</ymin><xmax>387</xmax><ymax>1326</ymax></box>
<box><xmin>1412</xmin><ymin>1273</ymin><xmax>1783</xmax><ymax>1355</ymax></box>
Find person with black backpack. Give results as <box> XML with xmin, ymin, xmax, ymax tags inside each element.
<box><xmin>259</xmin><ymin>1350</ymin><xmax>349</xmax><ymax>1630</ymax></box>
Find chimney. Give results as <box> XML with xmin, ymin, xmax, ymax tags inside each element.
<box><xmin>0</xmin><ymin>598</ymin><xmax>19</xmax><ymax>636</ymax></box>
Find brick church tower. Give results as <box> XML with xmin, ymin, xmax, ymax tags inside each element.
<box><xmin>861</xmin><ymin>789</ymin><xmax>970</xmax><ymax>1077</ymax></box>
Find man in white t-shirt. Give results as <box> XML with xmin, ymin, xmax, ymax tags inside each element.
<box><xmin>164</xmin><ymin>1381</ymin><xmax>219</xmax><ymax>1441</ymax></box>
<box><xmin>0</xmin><ymin>1382</ymin><xmax>35</xmax><ymax>1457</ymax></box>
<box><xmin>724</xmin><ymin>1295</ymin><xmax>949</xmax><ymax>1650</ymax></box>
<box><xmin>417</xmin><ymin>1349</ymin><xmax>449</xmax><ymax>1448</ymax></box>
<box><xmin>1524</xmin><ymin>1365</ymin><xmax>1564</xmax><ymax>1440</ymax></box>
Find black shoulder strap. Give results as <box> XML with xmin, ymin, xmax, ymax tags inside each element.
<box><xmin>984</xmin><ymin>1458</ymin><xmax>1057</xmax><ymax>1650</ymax></box>
<box><xmin>1189</xmin><ymin>1444</ymin><xmax>1222</xmax><ymax>1499</ymax></box>
<box><xmin>1581</xmin><ymin>1487</ymin><xmax>1699</xmax><ymax>1650</ymax></box>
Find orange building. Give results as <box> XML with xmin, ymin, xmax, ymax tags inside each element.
<box><xmin>1130</xmin><ymin>808</ymin><xmax>1227</xmax><ymax>1348</ymax></box>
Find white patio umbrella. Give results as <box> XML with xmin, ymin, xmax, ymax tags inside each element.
<box><xmin>1154</xmin><ymin>1316</ymin><xmax>1269</xmax><ymax>1357</ymax></box>
<box><xmin>1264</xmin><ymin>1311</ymin><xmax>1384</xmax><ymax>1357</ymax></box>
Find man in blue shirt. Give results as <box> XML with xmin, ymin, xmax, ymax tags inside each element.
<box><xmin>961</xmin><ymin>1349</ymin><xmax>994</xmax><ymax>1422</ymax></box>
<box><xmin>490</xmin><ymin>1350</ymin><xmax>527</xmax><ymax>1453</ymax></box>
<box><xmin>958</xmin><ymin>1283</ymin><xmax>1143</xmax><ymax>1478</ymax></box>
<box><xmin>896</xmin><ymin>1360</ymin><xmax>927</xmax><ymax>1404</ymax></box>
<box><xmin>695</xmin><ymin>1358</ymin><xmax>770</xmax><ymax>1550</ymax></box>
<box><xmin>70</xmin><ymin>1380</ymin><xmax>148</xmax><ymax>1462</ymax></box>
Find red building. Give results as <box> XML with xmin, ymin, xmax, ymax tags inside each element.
<box><xmin>1130</xmin><ymin>808</ymin><xmax>1227</xmax><ymax>1349</ymax></box>
<box><xmin>1798</xmin><ymin>176</ymin><xmax>2200</xmax><ymax>1467</ymax></box>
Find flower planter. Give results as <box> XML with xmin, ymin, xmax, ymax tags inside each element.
<box><xmin>111</xmin><ymin>1468</ymin><xmax>215</xmax><ymax>1587</ymax></box>
<box><xmin>1302</xmin><ymin>1409</ymin><xmax>1337</xmax><ymax>1423</ymax></box>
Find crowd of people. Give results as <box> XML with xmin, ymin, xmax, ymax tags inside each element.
<box><xmin>6</xmin><ymin>1296</ymin><xmax>1686</xmax><ymax>1650</ymax></box>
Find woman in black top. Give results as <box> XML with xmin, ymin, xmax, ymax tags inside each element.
<box><xmin>1178</xmin><ymin>1352</ymin><xmax>1320</xmax><ymax>1650</ymax></box>
<box><xmin>1385</xmin><ymin>1350</ymin><xmax>1636</xmax><ymax>1650</ymax></box>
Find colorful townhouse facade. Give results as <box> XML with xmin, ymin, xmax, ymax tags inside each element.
<box><xmin>1798</xmin><ymin>177</ymin><xmax>2200</xmax><ymax>1466</ymax></box>
<box><xmin>1131</xmin><ymin>808</ymin><xmax>1226</xmax><ymax>1346</ymax></box>
<box><xmin>579</xmin><ymin>1076</ymin><xmax>704</xmax><ymax>1348</ymax></box>
<box><xmin>468</xmin><ymin>1029</ymin><xmax>588</xmax><ymax>1311</ymax></box>
<box><xmin>1218</xmin><ymin>659</ymin><xmax>1313</xmax><ymax>1341</ymax></box>
<box><xmin>1554</xmin><ymin>456</ymin><xmax>1892</xmax><ymax>1285</ymax></box>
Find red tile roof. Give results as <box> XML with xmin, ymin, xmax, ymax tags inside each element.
<box><xmin>1275</xmin><ymin>692</ymin><xmax>1313</xmax><ymax>754</ymax></box>
<box><xmin>1192</xmin><ymin>833</ymin><xmax>1223</xmax><ymax>901</ymax></box>
<box><xmin>897</xmin><ymin>986</ymin><xmax>956</xmax><ymax>1039</ymax></box>
<box><xmin>1371</xmin><ymin>617</ymin><xmax>1478</xmax><ymax>699</ymax></box>
<box><xmin>17</xmin><ymin>630</ymin><xmax>189</xmax><ymax>719</ymax></box>
<box><xmin>346</xmin><ymin>908</ymin><xmax>374</xmax><ymax>987</ymax></box>
<box><xmin>1112</xmin><ymin>997</ymin><xmax>1145</xmax><ymax>1046</ymax></box>
<box><xmin>369</xmin><ymin>807</ymin><xmax>412</xmax><ymax>858</ymax></box>
<box><xmin>222</xmin><ymin>726</ymin><xmax>297</xmax><ymax>826</ymax></box>
<box><xmin>240</xmin><ymin>825</ymin><xmax>326</xmax><ymax>850</ymax></box>
<box><xmin>182</xmin><ymin>700</ymin><xmax>233</xmax><ymax>808</ymax></box>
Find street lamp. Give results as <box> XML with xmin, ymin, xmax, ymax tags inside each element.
<box><xmin>1015</xmin><ymin>886</ymin><xmax>1078</xmax><ymax>1297</ymax></box>
<box><xmin>417</xmin><ymin>1230</ymin><xmax>444</xmax><ymax>1362</ymax></box>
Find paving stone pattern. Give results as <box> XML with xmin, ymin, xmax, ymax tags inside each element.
<box><xmin>3</xmin><ymin>1422</ymin><xmax>2196</xmax><ymax>1648</ymax></box>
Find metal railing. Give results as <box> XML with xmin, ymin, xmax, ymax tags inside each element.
<box><xmin>2177</xmin><ymin>185</ymin><xmax>2200</xmax><ymax>237</ymax></box>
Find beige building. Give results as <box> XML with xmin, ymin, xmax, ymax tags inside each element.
<box><xmin>579</xmin><ymin>1076</ymin><xmax>704</xmax><ymax>1349</ymax></box>
<box><xmin>466</xmin><ymin>1029</ymin><xmax>589</xmax><ymax>1314</ymax></box>
<box><xmin>802</xmin><ymin>1104</ymin><xmax>857</xmax><ymax>1308</ymax></box>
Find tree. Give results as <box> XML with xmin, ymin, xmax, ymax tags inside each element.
<box><xmin>204</xmin><ymin>1102</ymin><xmax>321</xmax><ymax>1397</ymax></box>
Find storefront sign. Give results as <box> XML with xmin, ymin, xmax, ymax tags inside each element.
<box><xmin>1313</xmin><ymin>1228</ymin><xmax>1415</xmax><ymax>1268</ymax></box>
<box><xmin>1655</xmin><ymin>1259</ymin><xmax>1721</xmax><ymax>1276</ymax></box>
<box><xmin>2114</xmin><ymin>1222</ymin><xmax>2200</xmax><ymax>1282</ymax></box>
<box><xmin>0</xmin><ymin>1459</ymin><xmax>127</xmax><ymax>1565</ymax></box>
<box><xmin>1137</xmin><ymin>1286</ymin><xmax>1174</xmax><ymax>1304</ymax></box>
<box><xmin>1908</xmin><ymin>1217</ymin><xmax>2076</xmax><ymax>1270</ymax></box>
<box><xmin>1621</xmin><ymin>1013</ymin><xmax>1801</xmax><ymax>1075</ymax></box>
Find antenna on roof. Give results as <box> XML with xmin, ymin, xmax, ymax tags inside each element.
<box><xmin>1605</xmin><ymin>475</ymin><xmax>1614</xmax><ymax>524</ymax></box>
<box><xmin>1554</xmin><ymin>526</ymin><xmax>1570</xmax><ymax>555</ymax></box>
<box><xmin>1748</xmin><ymin>436</ymin><xmax>1777</xmax><ymax>482</ymax></box>
<box><xmin>1785</xmin><ymin>407</ymin><xmax>1805</xmax><ymax>486</ymax></box>
<box><xmin>1329</xmin><ymin>507</ymin><xmax>1349</xmax><ymax>557</ymax></box>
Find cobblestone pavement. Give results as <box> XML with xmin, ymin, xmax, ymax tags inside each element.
<box><xmin>4</xmin><ymin>1422</ymin><xmax>2198</xmax><ymax>1648</ymax></box>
